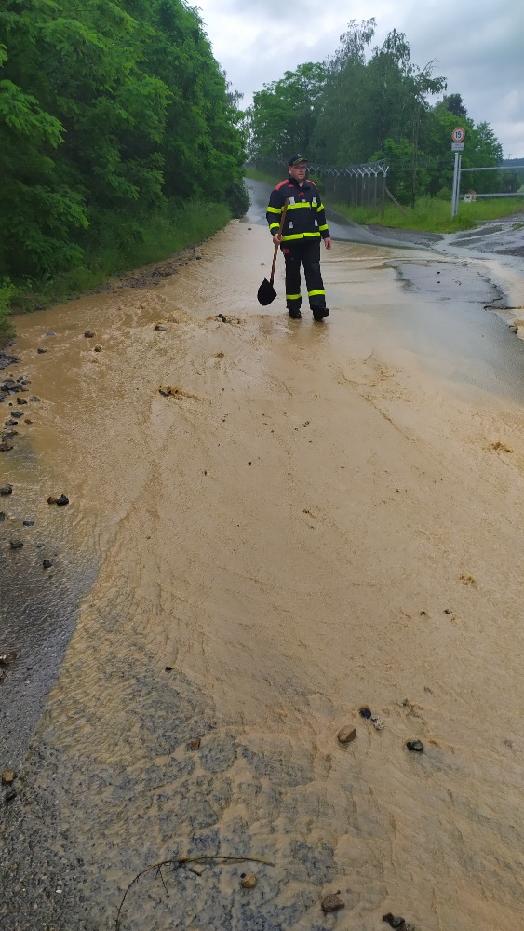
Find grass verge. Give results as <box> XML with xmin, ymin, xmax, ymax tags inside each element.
<box><xmin>245</xmin><ymin>167</ymin><xmax>277</xmax><ymax>186</ymax></box>
<box><xmin>332</xmin><ymin>196</ymin><xmax>524</xmax><ymax>234</ymax></box>
<box><xmin>3</xmin><ymin>199</ymin><xmax>232</xmax><ymax>335</ymax></box>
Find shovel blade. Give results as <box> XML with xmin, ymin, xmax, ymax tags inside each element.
<box><xmin>257</xmin><ymin>277</ymin><xmax>276</xmax><ymax>306</ymax></box>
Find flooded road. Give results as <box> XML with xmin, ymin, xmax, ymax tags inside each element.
<box><xmin>1</xmin><ymin>212</ymin><xmax>524</xmax><ymax>931</ymax></box>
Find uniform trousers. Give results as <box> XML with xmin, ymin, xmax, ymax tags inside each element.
<box><xmin>281</xmin><ymin>239</ymin><xmax>327</xmax><ymax>312</ymax></box>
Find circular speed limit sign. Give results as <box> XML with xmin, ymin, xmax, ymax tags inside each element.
<box><xmin>451</xmin><ymin>127</ymin><xmax>465</xmax><ymax>143</ymax></box>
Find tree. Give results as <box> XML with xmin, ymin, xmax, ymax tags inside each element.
<box><xmin>442</xmin><ymin>93</ymin><xmax>467</xmax><ymax>117</ymax></box>
<box><xmin>248</xmin><ymin>62</ymin><xmax>328</xmax><ymax>163</ymax></box>
<box><xmin>0</xmin><ymin>0</ymin><xmax>247</xmax><ymax>285</ymax></box>
<box><xmin>247</xmin><ymin>18</ymin><xmax>502</xmax><ymax>206</ymax></box>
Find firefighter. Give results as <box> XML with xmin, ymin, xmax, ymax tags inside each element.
<box><xmin>266</xmin><ymin>154</ymin><xmax>331</xmax><ymax>321</ymax></box>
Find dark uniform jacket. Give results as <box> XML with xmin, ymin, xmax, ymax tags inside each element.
<box><xmin>266</xmin><ymin>176</ymin><xmax>330</xmax><ymax>243</ymax></box>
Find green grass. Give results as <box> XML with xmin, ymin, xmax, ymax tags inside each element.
<box><xmin>332</xmin><ymin>195</ymin><xmax>524</xmax><ymax>234</ymax></box>
<box><xmin>6</xmin><ymin>199</ymin><xmax>232</xmax><ymax>324</ymax></box>
<box><xmin>0</xmin><ymin>281</ymin><xmax>16</xmax><ymax>348</ymax></box>
<box><xmin>245</xmin><ymin>166</ymin><xmax>278</xmax><ymax>186</ymax></box>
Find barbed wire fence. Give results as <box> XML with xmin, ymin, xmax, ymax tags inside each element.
<box><xmin>249</xmin><ymin>158</ymin><xmax>524</xmax><ymax>213</ymax></box>
<box><xmin>250</xmin><ymin>158</ymin><xmax>390</xmax><ymax>211</ymax></box>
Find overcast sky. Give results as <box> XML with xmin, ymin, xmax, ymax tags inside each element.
<box><xmin>196</xmin><ymin>0</ymin><xmax>523</xmax><ymax>158</ymax></box>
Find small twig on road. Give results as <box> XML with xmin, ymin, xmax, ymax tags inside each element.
<box><xmin>115</xmin><ymin>854</ymin><xmax>276</xmax><ymax>930</ymax></box>
<box><xmin>156</xmin><ymin>865</ymin><xmax>169</xmax><ymax>897</ymax></box>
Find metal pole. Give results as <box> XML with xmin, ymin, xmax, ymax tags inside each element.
<box><xmin>451</xmin><ymin>152</ymin><xmax>459</xmax><ymax>218</ymax></box>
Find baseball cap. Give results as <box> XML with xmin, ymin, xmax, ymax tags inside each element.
<box><xmin>288</xmin><ymin>154</ymin><xmax>308</xmax><ymax>167</ymax></box>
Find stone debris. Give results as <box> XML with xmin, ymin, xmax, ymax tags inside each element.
<box><xmin>187</xmin><ymin>738</ymin><xmax>201</xmax><ymax>751</ymax></box>
<box><xmin>0</xmin><ymin>354</ymin><xmax>19</xmax><ymax>370</ymax></box>
<box><xmin>240</xmin><ymin>873</ymin><xmax>257</xmax><ymax>889</ymax></box>
<box><xmin>43</xmin><ymin>559</ymin><xmax>53</xmax><ymax>570</ymax></box>
<box><xmin>406</xmin><ymin>740</ymin><xmax>424</xmax><ymax>753</ymax></box>
<box><xmin>383</xmin><ymin>912</ymin><xmax>415</xmax><ymax>930</ymax></box>
<box><xmin>154</xmin><ymin>323</ymin><xmax>168</xmax><ymax>331</ymax></box>
<box><xmin>459</xmin><ymin>573</ymin><xmax>476</xmax><ymax>586</ymax></box>
<box><xmin>215</xmin><ymin>313</ymin><xmax>241</xmax><ymax>325</ymax></box>
<box><xmin>489</xmin><ymin>440</ymin><xmax>512</xmax><ymax>453</ymax></box>
<box><xmin>84</xmin><ymin>330</ymin><xmax>95</xmax><ymax>338</ymax></box>
<box><xmin>37</xmin><ymin>347</ymin><xmax>48</xmax><ymax>354</ymax></box>
<box><xmin>47</xmin><ymin>494</ymin><xmax>69</xmax><ymax>506</ymax></box>
<box><xmin>359</xmin><ymin>706</ymin><xmax>384</xmax><ymax>730</ymax></box>
<box><xmin>337</xmin><ymin>725</ymin><xmax>357</xmax><ymax>745</ymax></box>
<box><xmin>2</xmin><ymin>770</ymin><xmax>16</xmax><ymax>785</ymax></box>
<box><xmin>0</xmin><ymin>651</ymin><xmax>17</xmax><ymax>666</ymax></box>
<box><xmin>4</xmin><ymin>788</ymin><xmax>17</xmax><ymax>803</ymax></box>
<box><xmin>22</xmin><ymin>519</ymin><xmax>34</xmax><ymax>527</ymax></box>
<box><xmin>0</xmin><ymin>484</ymin><xmax>13</xmax><ymax>496</ymax></box>
<box><xmin>9</xmin><ymin>539</ymin><xmax>23</xmax><ymax>550</ymax></box>
<box><xmin>94</xmin><ymin>345</ymin><xmax>102</xmax><ymax>352</ymax></box>
<box><xmin>159</xmin><ymin>385</ymin><xmax>196</xmax><ymax>400</ymax></box>
<box><xmin>321</xmin><ymin>892</ymin><xmax>345</xmax><ymax>914</ymax></box>
<box><xmin>0</xmin><ymin>441</ymin><xmax>13</xmax><ymax>452</ymax></box>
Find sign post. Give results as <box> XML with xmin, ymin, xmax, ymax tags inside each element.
<box><xmin>450</xmin><ymin>128</ymin><xmax>465</xmax><ymax>218</ymax></box>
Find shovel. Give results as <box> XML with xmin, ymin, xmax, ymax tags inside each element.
<box><xmin>257</xmin><ymin>203</ymin><xmax>288</xmax><ymax>305</ymax></box>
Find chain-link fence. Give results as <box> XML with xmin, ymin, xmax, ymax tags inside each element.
<box><xmin>459</xmin><ymin>165</ymin><xmax>524</xmax><ymax>199</ymax></box>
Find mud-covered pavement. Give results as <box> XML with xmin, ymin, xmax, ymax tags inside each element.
<box><xmin>1</xmin><ymin>209</ymin><xmax>524</xmax><ymax>931</ymax></box>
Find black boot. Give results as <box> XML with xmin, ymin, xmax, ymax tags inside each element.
<box><xmin>313</xmin><ymin>307</ymin><xmax>329</xmax><ymax>321</ymax></box>
<box><xmin>288</xmin><ymin>308</ymin><xmax>302</xmax><ymax>319</ymax></box>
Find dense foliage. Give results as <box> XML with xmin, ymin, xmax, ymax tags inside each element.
<box><xmin>0</xmin><ymin>0</ymin><xmax>247</xmax><ymax>297</ymax></box>
<box><xmin>248</xmin><ymin>20</ymin><xmax>506</xmax><ymax>204</ymax></box>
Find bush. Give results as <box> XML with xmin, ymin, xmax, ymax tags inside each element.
<box><xmin>22</xmin><ymin>199</ymin><xmax>233</xmax><ymax>308</ymax></box>
<box><xmin>226</xmin><ymin>179</ymin><xmax>249</xmax><ymax>218</ymax></box>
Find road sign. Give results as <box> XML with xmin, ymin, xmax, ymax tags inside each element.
<box><xmin>451</xmin><ymin>127</ymin><xmax>465</xmax><ymax>143</ymax></box>
<box><xmin>451</xmin><ymin>142</ymin><xmax>464</xmax><ymax>152</ymax></box>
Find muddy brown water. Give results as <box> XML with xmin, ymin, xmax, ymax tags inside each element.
<box><xmin>1</xmin><ymin>220</ymin><xmax>524</xmax><ymax>931</ymax></box>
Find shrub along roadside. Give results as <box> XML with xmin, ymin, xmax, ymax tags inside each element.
<box><xmin>0</xmin><ymin>280</ymin><xmax>15</xmax><ymax>345</ymax></box>
<box><xmin>0</xmin><ymin>199</ymin><xmax>232</xmax><ymax>340</ymax></box>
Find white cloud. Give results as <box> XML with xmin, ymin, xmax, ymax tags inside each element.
<box><xmin>195</xmin><ymin>0</ymin><xmax>524</xmax><ymax>155</ymax></box>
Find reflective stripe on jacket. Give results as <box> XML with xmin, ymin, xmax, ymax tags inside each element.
<box><xmin>266</xmin><ymin>177</ymin><xmax>330</xmax><ymax>242</ymax></box>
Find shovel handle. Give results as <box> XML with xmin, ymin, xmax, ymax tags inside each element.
<box><xmin>269</xmin><ymin>202</ymin><xmax>288</xmax><ymax>286</ymax></box>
